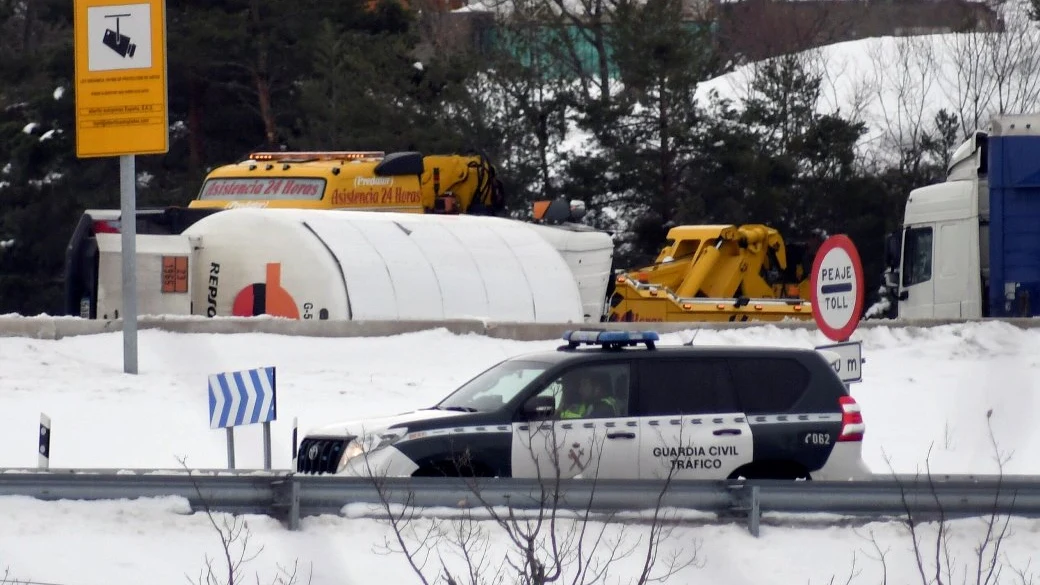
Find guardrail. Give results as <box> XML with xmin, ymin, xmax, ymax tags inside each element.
<box><xmin>0</xmin><ymin>315</ymin><xmax>1038</xmax><ymax>340</ymax></box>
<box><xmin>2</xmin><ymin>469</ymin><xmax>1038</xmax><ymax>536</ymax></box>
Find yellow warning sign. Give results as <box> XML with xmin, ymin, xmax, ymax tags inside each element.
<box><xmin>73</xmin><ymin>0</ymin><xmax>168</xmax><ymax>158</ymax></box>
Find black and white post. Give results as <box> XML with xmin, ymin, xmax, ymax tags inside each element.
<box><xmin>38</xmin><ymin>413</ymin><xmax>51</xmax><ymax>470</ymax></box>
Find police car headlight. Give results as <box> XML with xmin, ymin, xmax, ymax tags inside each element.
<box><xmin>341</xmin><ymin>439</ymin><xmax>365</xmax><ymax>464</ymax></box>
<box><xmin>336</xmin><ymin>430</ymin><xmax>408</xmax><ymax>472</ymax></box>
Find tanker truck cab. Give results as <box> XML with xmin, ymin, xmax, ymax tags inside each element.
<box><xmin>886</xmin><ymin>131</ymin><xmax>989</xmax><ymax>319</ymax></box>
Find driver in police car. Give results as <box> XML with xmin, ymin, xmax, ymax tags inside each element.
<box><xmin>560</xmin><ymin>371</ymin><xmax>619</xmax><ymax>419</ymax></box>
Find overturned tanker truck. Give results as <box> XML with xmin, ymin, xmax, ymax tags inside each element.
<box><xmin>63</xmin><ymin>149</ymin><xmax>615</xmax><ymax>324</ymax></box>
<box><xmin>71</xmin><ymin>208</ymin><xmax>614</xmax><ymax>324</ymax></box>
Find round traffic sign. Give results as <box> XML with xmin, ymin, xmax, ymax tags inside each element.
<box><xmin>810</xmin><ymin>234</ymin><xmax>864</xmax><ymax>342</ymax></box>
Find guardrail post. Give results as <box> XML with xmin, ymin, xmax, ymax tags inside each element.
<box><xmin>748</xmin><ymin>485</ymin><xmax>760</xmax><ymax>538</ymax></box>
<box><xmin>725</xmin><ymin>481</ymin><xmax>761</xmax><ymax>537</ymax></box>
<box><xmin>270</xmin><ymin>474</ymin><xmax>301</xmax><ymax>531</ymax></box>
<box><xmin>289</xmin><ymin>479</ymin><xmax>300</xmax><ymax>531</ymax></box>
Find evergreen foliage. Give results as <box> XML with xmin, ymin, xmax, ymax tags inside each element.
<box><xmin>0</xmin><ymin>0</ymin><xmax>967</xmax><ymax>315</ymax></box>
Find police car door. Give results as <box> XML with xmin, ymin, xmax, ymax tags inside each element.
<box><xmin>634</xmin><ymin>358</ymin><xmax>753</xmax><ymax>480</ymax></box>
<box><xmin>511</xmin><ymin>362</ymin><xmax>639</xmax><ymax>480</ymax></box>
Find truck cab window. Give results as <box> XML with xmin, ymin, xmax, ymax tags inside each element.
<box><xmin>902</xmin><ymin>227</ymin><xmax>933</xmax><ymax>287</ymax></box>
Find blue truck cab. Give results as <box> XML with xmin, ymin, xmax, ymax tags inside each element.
<box><xmin>882</xmin><ymin>113</ymin><xmax>1040</xmax><ymax>319</ymax></box>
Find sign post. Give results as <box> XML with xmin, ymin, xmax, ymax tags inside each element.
<box><xmin>810</xmin><ymin>235</ymin><xmax>866</xmax><ymax>384</ymax></box>
<box><xmin>208</xmin><ymin>367</ymin><xmax>277</xmax><ymax>470</ymax></box>
<box><xmin>74</xmin><ymin>0</ymin><xmax>169</xmax><ymax>375</ymax></box>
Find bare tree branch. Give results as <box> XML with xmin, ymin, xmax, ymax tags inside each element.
<box><xmin>359</xmin><ymin>401</ymin><xmax>700</xmax><ymax>585</ymax></box>
<box><xmin>177</xmin><ymin>457</ymin><xmax>311</xmax><ymax>585</ymax></box>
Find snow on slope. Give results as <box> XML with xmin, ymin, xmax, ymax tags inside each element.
<box><xmin>694</xmin><ymin>8</ymin><xmax>1040</xmax><ymax>165</ymax></box>
<box><xmin>3</xmin><ymin>322</ymin><xmax>1040</xmax><ymax>584</ymax></box>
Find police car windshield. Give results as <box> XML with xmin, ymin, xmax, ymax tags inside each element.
<box><xmin>435</xmin><ymin>360</ymin><xmax>551</xmax><ymax>412</ymax></box>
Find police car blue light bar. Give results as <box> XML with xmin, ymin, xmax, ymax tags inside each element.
<box><xmin>561</xmin><ymin>329</ymin><xmax>659</xmax><ymax>349</ymax></box>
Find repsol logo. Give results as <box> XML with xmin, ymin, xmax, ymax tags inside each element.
<box><xmin>207</xmin><ymin>262</ymin><xmax>220</xmax><ymax>317</ymax></box>
<box><xmin>354</xmin><ymin>176</ymin><xmax>392</xmax><ymax>187</ymax></box>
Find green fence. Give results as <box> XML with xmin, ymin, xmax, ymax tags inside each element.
<box><xmin>480</xmin><ymin>21</ymin><xmax>717</xmax><ymax>81</ymax></box>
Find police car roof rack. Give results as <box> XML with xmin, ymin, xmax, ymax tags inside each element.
<box><xmin>559</xmin><ymin>329</ymin><xmax>659</xmax><ymax>351</ymax></box>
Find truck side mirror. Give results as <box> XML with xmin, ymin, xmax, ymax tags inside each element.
<box><xmin>884</xmin><ymin>232</ymin><xmax>901</xmax><ymax>268</ymax></box>
<box><xmin>523</xmin><ymin>395</ymin><xmax>556</xmax><ymax>420</ymax></box>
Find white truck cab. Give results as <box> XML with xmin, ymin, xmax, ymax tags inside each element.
<box><xmin>885</xmin><ymin>132</ymin><xmax>988</xmax><ymax>319</ymax></box>
<box><xmin>882</xmin><ymin>113</ymin><xmax>1040</xmax><ymax>319</ymax></box>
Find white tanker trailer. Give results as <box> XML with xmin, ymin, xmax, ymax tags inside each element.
<box><xmin>89</xmin><ymin>208</ymin><xmax>614</xmax><ymax>324</ymax></box>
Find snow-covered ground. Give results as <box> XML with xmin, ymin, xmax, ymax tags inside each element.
<box><xmin>2</xmin><ymin>322</ymin><xmax>1040</xmax><ymax>583</ymax></box>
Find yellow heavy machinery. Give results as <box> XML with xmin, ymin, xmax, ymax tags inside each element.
<box><xmin>187</xmin><ymin>150</ymin><xmax>505</xmax><ymax>214</ymax></box>
<box><xmin>605</xmin><ymin>224</ymin><xmax>817</xmax><ymax>322</ymax></box>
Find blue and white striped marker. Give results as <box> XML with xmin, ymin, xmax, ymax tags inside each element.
<box><xmin>208</xmin><ymin>366</ymin><xmax>277</xmax><ymax>470</ymax></box>
<box><xmin>208</xmin><ymin>366</ymin><xmax>276</xmax><ymax>429</ymax></box>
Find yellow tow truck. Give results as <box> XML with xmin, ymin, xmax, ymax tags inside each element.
<box><xmin>606</xmin><ymin>224</ymin><xmax>817</xmax><ymax>322</ymax></box>
<box><xmin>188</xmin><ymin>150</ymin><xmax>506</xmax><ymax>214</ymax></box>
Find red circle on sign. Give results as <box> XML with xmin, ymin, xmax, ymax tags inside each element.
<box><xmin>810</xmin><ymin>234</ymin><xmax>864</xmax><ymax>342</ymax></box>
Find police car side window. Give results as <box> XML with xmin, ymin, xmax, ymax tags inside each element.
<box><xmin>727</xmin><ymin>357</ymin><xmax>809</xmax><ymax>414</ymax></box>
<box><xmin>634</xmin><ymin>359</ymin><xmax>737</xmax><ymax>416</ymax></box>
<box><xmin>533</xmin><ymin>363</ymin><xmax>630</xmax><ymax>419</ymax></box>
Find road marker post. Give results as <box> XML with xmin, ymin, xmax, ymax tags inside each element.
<box><xmin>38</xmin><ymin>414</ymin><xmax>51</xmax><ymax>470</ymax></box>
<box><xmin>208</xmin><ymin>366</ymin><xmax>277</xmax><ymax>470</ymax></box>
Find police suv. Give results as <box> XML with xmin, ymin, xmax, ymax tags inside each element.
<box><xmin>296</xmin><ymin>331</ymin><xmax>872</xmax><ymax>481</ymax></box>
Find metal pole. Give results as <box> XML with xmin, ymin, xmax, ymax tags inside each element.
<box><xmin>119</xmin><ymin>155</ymin><xmax>138</xmax><ymax>375</ymax></box>
<box><xmin>226</xmin><ymin>427</ymin><xmax>236</xmax><ymax>469</ymax></box>
<box><xmin>263</xmin><ymin>421</ymin><xmax>272</xmax><ymax>470</ymax></box>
